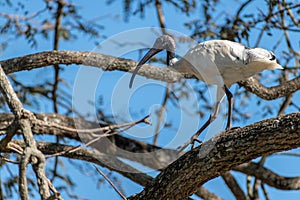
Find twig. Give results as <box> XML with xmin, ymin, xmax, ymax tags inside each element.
<box><xmin>0</xmin><ymin>120</ymin><xmax>19</xmax><ymax>150</ymax></box>
<box><xmin>261</xmin><ymin>183</ymin><xmax>270</xmax><ymax>200</ymax></box>
<box><xmin>46</xmin><ymin>177</ymin><xmax>64</xmax><ymax>200</ymax></box>
<box><xmin>252</xmin><ymin>156</ymin><xmax>267</xmax><ymax>199</ymax></box>
<box><xmin>254</xmin><ymin>4</ymin><xmax>274</xmax><ymax>47</ymax></box>
<box><xmin>278</xmin><ymin>2</ymin><xmax>300</xmax><ymax>56</ymax></box>
<box><xmin>19</xmin><ymin>148</ymin><xmax>31</xmax><ymax>200</ymax></box>
<box><xmin>153</xmin><ymin>83</ymin><xmax>170</xmax><ymax>145</ymax></box>
<box><xmin>38</xmin><ymin>114</ymin><xmax>151</xmax><ymax>133</ymax></box>
<box><xmin>45</xmin><ymin>115</ymin><xmax>151</xmax><ymax>158</ymax></box>
<box><xmin>7</xmin><ymin>142</ymin><xmax>24</xmax><ymax>155</ymax></box>
<box><xmin>252</xmin><ymin>178</ymin><xmax>260</xmax><ymax>199</ymax></box>
<box><xmin>52</xmin><ymin>0</ymin><xmax>65</xmax><ymax>113</ymax></box>
<box><xmin>274</xmin><ymin>152</ymin><xmax>300</xmax><ymax>157</ymax></box>
<box><xmin>76</xmin><ymin>116</ymin><xmax>149</xmax><ymax>147</ymax></box>
<box><xmin>45</xmin><ymin>145</ymin><xmax>81</xmax><ymax>158</ymax></box>
<box><xmin>51</xmin><ymin>0</ymin><xmax>66</xmax><ymax>184</ymax></box>
<box><xmin>0</xmin><ymin>155</ymin><xmax>19</xmax><ymax>164</ymax></box>
<box><xmin>283</xmin><ymin>0</ymin><xmax>300</xmax><ymax>27</ymax></box>
<box><xmin>155</xmin><ymin>0</ymin><xmax>166</xmax><ymax>34</ymax></box>
<box><xmin>93</xmin><ymin>164</ymin><xmax>127</xmax><ymax>200</ymax></box>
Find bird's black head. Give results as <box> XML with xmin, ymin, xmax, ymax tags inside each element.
<box><xmin>246</xmin><ymin>48</ymin><xmax>283</xmax><ymax>70</ymax></box>
<box><xmin>129</xmin><ymin>35</ymin><xmax>176</xmax><ymax>88</ymax></box>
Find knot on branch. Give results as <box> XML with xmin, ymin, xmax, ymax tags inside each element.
<box><xmin>15</xmin><ymin>109</ymin><xmax>37</xmax><ymax>126</ymax></box>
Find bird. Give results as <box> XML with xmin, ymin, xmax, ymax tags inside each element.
<box><xmin>129</xmin><ymin>34</ymin><xmax>283</xmax><ymax>150</ymax></box>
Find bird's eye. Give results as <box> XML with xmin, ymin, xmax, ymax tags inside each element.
<box><xmin>269</xmin><ymin>53</ymin><xmax>276</xmax><ymax>61</ymax></box>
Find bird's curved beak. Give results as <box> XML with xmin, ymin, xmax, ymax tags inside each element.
<box><xmin>273</xmin><ymin>63</ymin><xmax>284</xmax><ymax>70</ymax></box>
<box><xmin>129</xmin><ymin>48</ymin><xmax>162</xmax><ymax>88</ymax></box>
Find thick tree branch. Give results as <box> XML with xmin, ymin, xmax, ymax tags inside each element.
<box><xmin>0</xmin><ymin>50</ymin><xmax>183</xmax><ymax>83</ymax></box>
<box><xmin>1</xmin><ymin>51</ymin><xmax>299</xmax><ymax>101</ymax></box>
<box><xmin>128</xmin><ymin>112</ymin><xmax>300</xmax><ymax>199</ymax></box>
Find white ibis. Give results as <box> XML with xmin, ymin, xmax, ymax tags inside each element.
<box><xmin>129</xmin><ymin>35</ymin><xmax>283</xmax><ymax>150</ymax></box>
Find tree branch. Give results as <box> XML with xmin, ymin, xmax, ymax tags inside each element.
<box><xmin>4</xmin><ymin>140</ymin><xmax>153</xmax><ymax>187</ymax></box>
<box><xmin>194</xmin><ymin>187</ymin><xmax>222</xmax><ymax>200</ymax></box>
<box><xmin>127</xmin><ymin>112</ymin><xmax>300</xmax><ymax>199</ymax></box>
<box><xmin>0</xmin><ymin>50</ymin><xmax>183</xmax><ymax>83</ymax></box>
<box><xmin>0</xmin><ymin>113</ymin><xmax>182</xmax><ymax>170</ymax></box>
<box><xmin>1</xmin><ymin>51</ymin><xmax>299</xmax><ymax>101</ymax></box>
<box><xmin>0</xmin><ymin>64</ymin><xmax>51</xmax><ymax>199</ymax></box>
<box><xmin>234</xmin><ymin>162</ymin><xmax>300</xmax><ymax>190</ymax></box>
<box><xmin>239</xmin><ymin>76</ymin><xmax>300</xmax><ymax>100</ymax></box>
<box><xmin>221</xmin><ymin>171</ymin><xmax>247</xmax><ymax>200</ymax></box>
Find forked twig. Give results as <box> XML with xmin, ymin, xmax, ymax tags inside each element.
<box><xmin>45</xmin><ymin>115</ymin><xmax>151</xmax><ymax>158</ymax></box>
<box><xmin>39</xmin><ymin>114</ymin><xmax>151</xmax><ymax>133</ymax></box>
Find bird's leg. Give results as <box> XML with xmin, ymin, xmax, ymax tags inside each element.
<box><xmin>224</xmin><ymin>85</ymin><xmax>233</xmax><ymax>130</ymax></box>
<box><xmin>177</xmin><ymin>101</ymin><xmax>221</xmax><ymax>151</ymax></box>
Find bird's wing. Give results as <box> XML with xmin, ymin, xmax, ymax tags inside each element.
<box><xmin>178</xmin><ymin>42</ymin><xmax>226</xmax><ymax>85</ymax></box>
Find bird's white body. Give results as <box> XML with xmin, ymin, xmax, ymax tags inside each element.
<box><xmin>170</xmin><ymin>39</ymin><xmax>282</xmax><ymax>103</ymax></box>
<box><xmin>172</xmin><ymin>40</ymin><xmax>282</xmax><ymax>86</ymax></box>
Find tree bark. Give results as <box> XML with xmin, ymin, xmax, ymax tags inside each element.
<box><xmin>128</xmin><ymin>112</ymin><xmax>300</xmax><ymax>200</ymax></box>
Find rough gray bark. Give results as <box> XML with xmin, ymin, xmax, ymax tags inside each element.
<box><xmin>128</xmin><ymin>112</ymin><xmax>300</xmax><ymax>199</ymax></box>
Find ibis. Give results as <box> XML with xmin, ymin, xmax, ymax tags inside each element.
<box><xmin>129</xmin><ymin>35</ymin><xmax>283</xmax><ymax>150</ymax></box>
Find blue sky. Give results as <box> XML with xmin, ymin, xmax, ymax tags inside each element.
<box><xmin>1</xmin><ymin>1</ymin><xmax>300</xmax><ymax>199</ymax></box>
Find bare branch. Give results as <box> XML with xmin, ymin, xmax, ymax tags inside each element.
<box><xmin>93</xmin><ymin>164</ymin><xmax>127</xmax><ymax>200</ymax></box>
<box><xmin>4</xmin><ymin>140</ymin><xmax>153</xmax><ymax>187</ymax></box>
<box><xmin>40</xmin><ymin>114</ymin><xmax>151</xmax><ymax>133</ymax></box>
<box><xmin>221</xmin><ymin>171</ymin><xmax>247</xmax><ymax>200</ymax></box>
<box><xmin>194</xmin><ymin>187</ymin><xmax>222</xmax><ymax>200</ymax></box>
<box><xmin>261</xmin><ymin>183</ymin><xmax>270</xmax><ymax>200</ymax></box>
<box><xmin>0</xmin><ymin>113</ymin><xmax>181</xmax><ymax>170</ymax></box>
<box><xmin>234</xmin><ymin>162</ymin><xmax>300</xmax><ymax>190</ymax></box>
<box><xmin>238</xmin><ymin>76</ymin><xmax>300</xmax><ymax>100</ymax></box>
